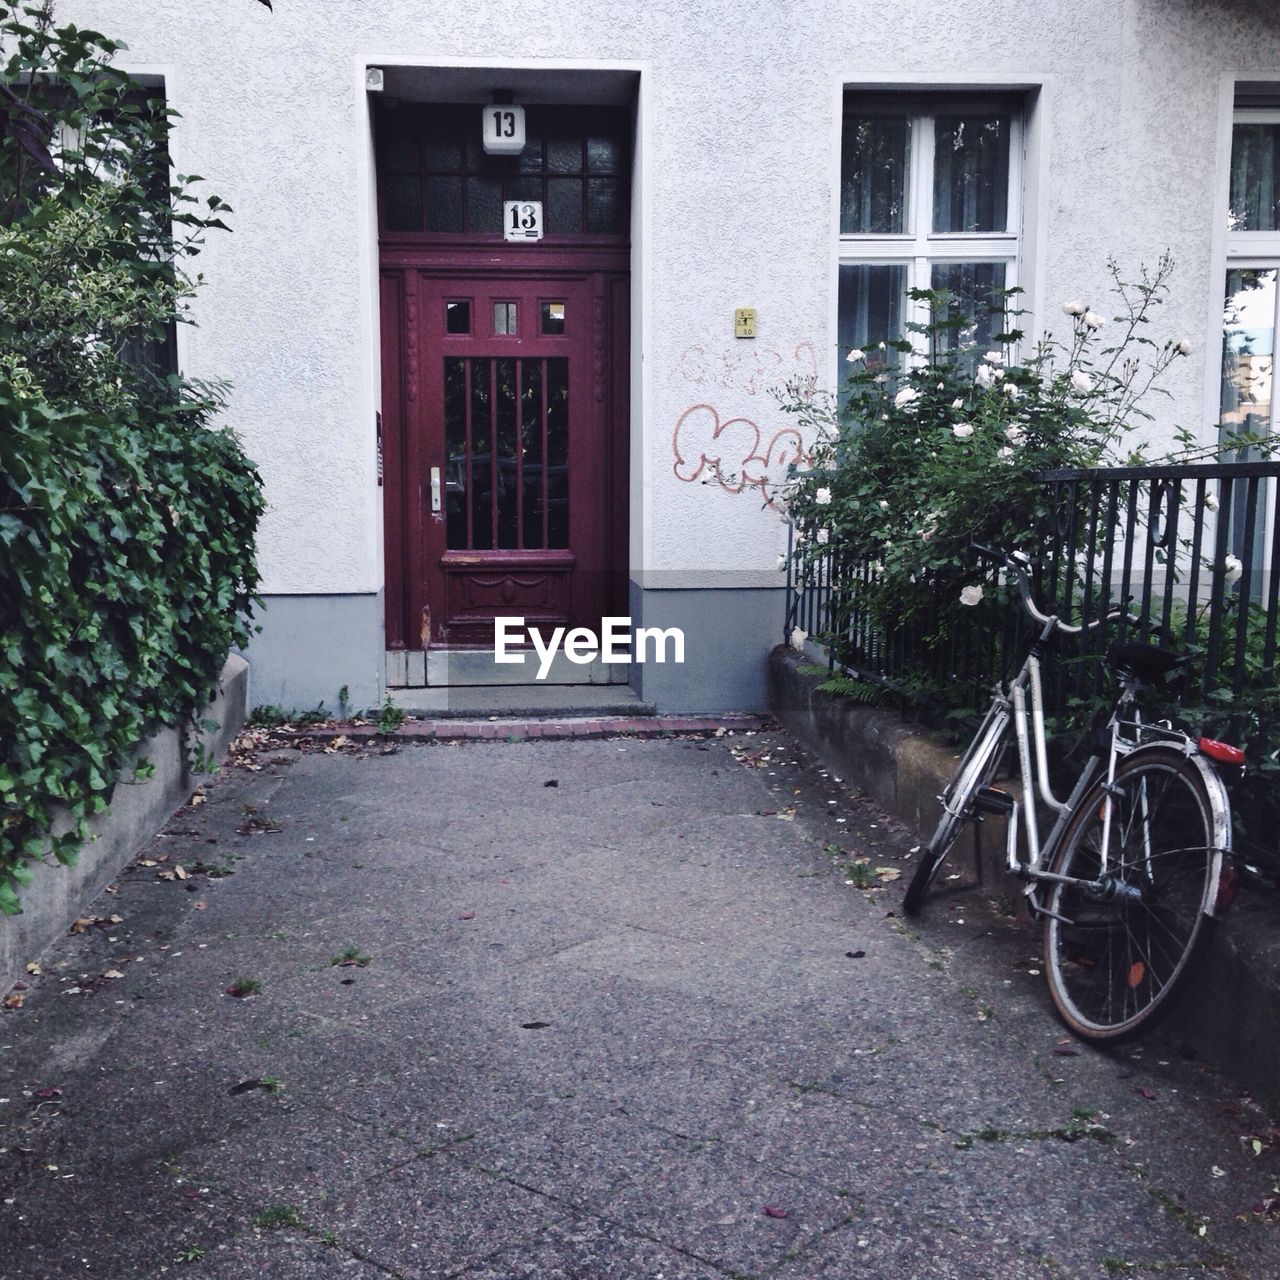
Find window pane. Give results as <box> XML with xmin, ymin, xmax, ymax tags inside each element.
<box><xmin>541</xmin><ymin>301</ymin><xmax>566</xmax><ymax>335</ymax></box>
<box><xmin>930</xmin><ymin>262</ymin><xmax>1008</xmax><ymax>364</ymax></box>
<box><xmin>1220</xmin><ymin>268</ymin><xmax>1276</xmax><ymax>439</ymax></box>
<box><xmin>496</xmin><ymin>359</ymin><xmax>519</xmax><ymax>549</ymax></box>
<box><xmin>493</xmin><ymin>302</ymin><xmax>517</xmax><ymax>336</ymax></box>
<box><xmin>547</xmin><ymin>177</ymin><xmax>583</xmax><ymax>232</ymax></box>
<box><xmin>466</xmin><ymin>175</ymin><xmax>502</xmax><ymax>233</ymax></box>
<box><xmin>423</xmin><ymin>108</ymin><xmax>464</xmax><ymax>171</ymax></box>
<box><xmin>545</xmin><ymin>358</ymin><xmax>570</xmax><ymax>548</ymax></box>
<box><xmin>521</xmin><ymin>360</ymin><xmax>545</xmax><ymax>549</ymax></box>
<box><xmin>425</xmin><ymin>176</ymin><xmax>462</xmax><ymax>232</ymax></box>
<box><xmin>586</xmin><ymin>177</ymin><xmax>622</xmax><ymax>233</ymax></box>
<box><xmin>840</xmin><ymin>113</ymin><xmax>910</xmax><ymax>234</ymax></box>
<box><xmin>470</xmin><ymin>358</ymin><xmax>492</xmax><ymax>551</ymax></box>
<box><xmin>587</xmin><ymin>130</ymin><xmax>623</xmax><ymax>173</ymax></box>
<box><xmin>837</xmin><ymin>264</ymin><xmax>906</xmax><ymax>394</ymax></box>
<box><xmin>1230</xmin><ymin>124</ymin><xmax>1280</xmax><ymax>231</ymax></box>
<box><xmin>445</xmin><ymin>301</ymin><xmax>470</xmax><ymax>334</ymax></box>
<box><xmin>444</xmin><ymin>358</ymin><xmax>469</xmax><ymax>549</ymax></box>
<box><xmin>384</xmin><ymin>175</ymin><xmax>422</xmax><ymax>232</ymax></box>
<box><xmin>933</xmin><ymin>114</ymin><xmax>1010</xmax><ymax>233</ymax></box>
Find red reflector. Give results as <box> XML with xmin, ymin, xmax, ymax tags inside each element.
<box><xmin>1200</xmin><ymin>737</ymin><xmax>1246</xmax><ymax>765</ymax></box>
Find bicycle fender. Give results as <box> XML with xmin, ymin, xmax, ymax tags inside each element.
<box><xmin>1125</xmin><ymin>744</ymin><xmax>1232</xmax><ymax>918</ymax></box>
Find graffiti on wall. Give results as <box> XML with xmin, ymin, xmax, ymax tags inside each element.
<box><xmin>671</xmin><ymin>340</ymin><xmax>818</xmax><ymax>508</ymax></box>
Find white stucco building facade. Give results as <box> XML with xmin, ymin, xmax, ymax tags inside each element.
<box><xmin>62</xmin><ymin>0</ymin><xmax>1280</xmax><ymax>713</ymax></box>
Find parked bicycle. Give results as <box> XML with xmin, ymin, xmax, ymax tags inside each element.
<box><xmin>903</xmin><ymin>544</ymin><xmax>1243</xmax><ymax>1043</ymax></box>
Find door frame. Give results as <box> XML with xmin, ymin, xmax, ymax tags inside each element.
<box><xmin>379</xmin><ymin>243</ymin><xmax>630</xmax><ymax>666</ymax></box>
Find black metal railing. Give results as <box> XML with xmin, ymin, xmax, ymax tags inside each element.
<box><xmin>784</xmin><ymin>459</ymin><xmax>1280</xmax><ymax>864</ymax></box>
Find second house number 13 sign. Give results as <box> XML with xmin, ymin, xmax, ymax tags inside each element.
<box><xmin>503</xmin><ymin>200</ymin><xmax>544</xmax><ymax>242</ymax></box>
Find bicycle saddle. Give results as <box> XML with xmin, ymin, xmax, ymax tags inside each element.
<box><xmin>1107</xmin><ymin>640</ymin><xmax>1188</xmax><ymax>683</ymax></box>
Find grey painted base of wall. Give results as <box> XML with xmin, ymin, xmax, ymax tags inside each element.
<box><xmin>768</xmin><ymin>644</ymin><xmax>1280</xmax><ymax>1108</ymax></box>
<box><xmin>1</xmin><ymin>656</ymin><xmax>249</xmax><ymax>987</ymax></box>
<box><xmin>629</xmin><ymin>579</ymin><xmax>783</xmax><ymax>713</ymax></box>
<box><xmin>244</xmin><ymin>593</ymin><xmax>383</xmax><ymax>713</ymax></box>
<box><xmin>245</xmin><ymin>583</ymin><xmax>783</xmax><ymax>715</ymax></box>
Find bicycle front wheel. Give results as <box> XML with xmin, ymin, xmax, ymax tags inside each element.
<box><xmin>1042</xmin><ymin>748</ymin><xmax>1217</xmax><ymax>1044</ymax></box>
<box><xmin>903</xmin><ymin>709</ymin><xmax>1008</xmax><ymax>916</ymax></box>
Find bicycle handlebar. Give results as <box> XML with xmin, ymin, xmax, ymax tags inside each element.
<box><xmin>968</xmin><ymin>542</ymin><xmax>1131</xmax><ymax>636</ymax></box>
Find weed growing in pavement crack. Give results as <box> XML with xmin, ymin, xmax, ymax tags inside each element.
<box><xmin>328</xmin><ymin>947</ymin><xmax>372</xmax><ymax>968</ymax></box>
<box><xmin>254</xmin><ymin>1205</ymin><xmax>303</xmax><ymax>1229</ymax></box>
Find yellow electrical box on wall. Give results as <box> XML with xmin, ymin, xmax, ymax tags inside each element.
<box><xmin>734</xmin><ymin>308</ymin><xmax>756</xmax><ymax>338</ymax></box>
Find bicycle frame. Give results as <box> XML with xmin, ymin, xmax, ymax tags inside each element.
<box><xmin>985</xmin><ymin>621</ymin><xmax>1233</xmax><ymax>917</ymax></box>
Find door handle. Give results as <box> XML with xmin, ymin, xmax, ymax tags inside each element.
<box><xmin>430</xmin><ymin>466</ymin><xmax>442</xmax><ymax>512</ymax></box>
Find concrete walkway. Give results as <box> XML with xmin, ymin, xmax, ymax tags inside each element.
<box><xmin>3</xmin><ymin>728</ymin><xmax>1280</xmax><ymax>1278</ymax></box>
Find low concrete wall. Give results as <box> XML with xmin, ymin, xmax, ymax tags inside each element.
<box><xmin>769</xmin><ymin>644</ymin><xmax>1280</xmax><ymax>1106</ymax></box>
<box><xmin>1</xmin><ymin>656</ymin><xmax>248</xmax><ymax>986</ymax></box>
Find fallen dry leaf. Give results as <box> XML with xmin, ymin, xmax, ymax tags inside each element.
<box><xmin>173</xmin><ymin>865</ymin><xmax>189</xmax><ymax>881</ymax></box>
<box><xmin>875</xmin><ymin>867</ymin><xmax>901</xmax><ymax>882</ymax></box>
<box><xmin>101</xmin><ymin>970</ymin><xmax>124</xmax><ymax>980</ymax></box>
<box><xmin>762</xmin><ymin>1205</ymin><xmax>790</xmax><ymax>1219</ymax></box>
<box><xmin>3</xmin><ymin>993</ymin><xmax>24</xmax><ymax>1009</ymax></box>
<box><xmin>25</xmin><ymin>962</ymin><xmax>40</xmax><ymax>976</ymax></box>
<box><xmin>193</xmin><ymin>901</ymin><xmax>208</xmax><ymax>911</ymax></box>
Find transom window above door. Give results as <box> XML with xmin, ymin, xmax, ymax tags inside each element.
<box><xmin>838</xmin><ymin>93</ymin><xmax>1023</xmax><ymax>374</ymax></box>
<box><xmin>377</xmin><ymin>102</ymin><xmax>631</xmax><ymax>237</ymax></box>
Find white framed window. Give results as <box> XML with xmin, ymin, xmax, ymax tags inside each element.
<box><xmin>838</xmin><ymin>94</ymin><xmax>1023</xmax><ymax>371</ymax></box>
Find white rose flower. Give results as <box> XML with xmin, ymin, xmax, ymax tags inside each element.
<box><xmin>997</xmin><ymin>446</ymin><xmax>1014</xmax><ymax>460</ymax></box>
<box><xmin>975</xmin><ymin>364</ymin><xmax>995</xmax><ymax>389</ymax></box>
<box><xmin>1224</xmin><ymin>555</ymin><xmax>1243</xmax><ymax>585</ymax></box>
<box><xmin>1005</xmin><ymin>424</ymin><xmax>1024</xmax><ymax>443</ymax></box>
<box><xmin>1204</xmin><ymin>491</ymin><xmax>1219</xmax><ymax>512</ymax></box>
<box><xmin>1070</xmin><ymin>369</ymin><xmax>1092</xmax><ymax>393</ymax></box>
<box><xmin>1062</xmin><ymin>300</ymin><xmax>1087</xmax><ymax>317</ymax></box>
<box><xmin>874</xmin><ymin>372</ymin><xmax>889</xmax><ymax>384</ymax></box>
<box><xmin>959</xmin><ymin>585</ymin><xmax>984</xmax><ymax>607</ymax></box>
<box><xmin>993</xmin><ymin>367</ymin><xmax>1006</xmax><ymax>379</ymax></box>
<box><xmin>951</xmin><ymin>398</ymin><xmax>964</xmax><ymax>409</ymax></box>
<box><xmin>877</xmin><ymin>341</ymin><xmax>887</xmax><ymax>350</ymax></box>
<box><xmin>815</xmin><ymin>486</ymin><xmax>832</xmax><ymax>506</ymax></box>
<box><xmin>1084</xmin><ymin>310</ymin><xmax>1105</xmax><ymax>330</ymax></box>
<box><xmin>1174</xmin><ymin>339</ymin><xmax>1192</xmax><ymax>356</ymax></box>
<box><xmin>983</xmin><ymin>350</ymin><xmax>1004</xmax><ymax>365</ymax></box>
<box><xmin>816</xmin><ymin>527</ymin><xmax>830</xmax><ymax>545</ymax></box>
<box><xmin>845</xmin><ymin>347</ymin><xmax>866</xmax><ymax>363</ymax></box>
<box><xmin>894</xmin><ymin>386</ymin><xmax>921</xmax><ymax>409</ymax></box>
<box><xmin>878</xmin><ymin>499</ymin><xmax>889</xmax><ymax>511</ymax></box>
<box><xmin>952</xmin><ymin>423</ymin><xmax>975</xmax><ymax>439</ymax></box>
<box><xmin>790</xmin><ymin>627</ymin><xmax>808</xmax><ymax>652</ymax></box>
<box><xmin>1002</xmin><ymin>381</ymin><xmax>1020</xmax><ymax>400</ymax></box>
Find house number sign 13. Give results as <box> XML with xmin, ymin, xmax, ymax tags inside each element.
<box><xmin>503</xmin><ymin>200</ymin><xmax>544</xmax><ymax>242</ymax></box>
<box><xmin>483</xmin><ymin>103</ymin><xmax>526</xmax><ymax>155</ymax></box>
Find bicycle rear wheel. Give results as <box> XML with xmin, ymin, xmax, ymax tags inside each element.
<box><xmin>903</xmin><ymin>707</ymin><xmax>1009</xmax><ymax>916</ymax></box>
<box><xmin>1042</xmin><ymin>748</ymin><xmax>1217</xmax><ymax>1044</ymax></box>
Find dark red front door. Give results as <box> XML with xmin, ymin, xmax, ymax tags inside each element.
<box><xmin>380</xmin><ymin>263</ymin><xmax>628</xmax><ymax>654</ymax></box>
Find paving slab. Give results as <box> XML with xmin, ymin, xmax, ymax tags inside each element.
<box><xmin>5</xmin><ymin>729</ymin><xmax>1280</xmax><ymax>1279</ymax></box>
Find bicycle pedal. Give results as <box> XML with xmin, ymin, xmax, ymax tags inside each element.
<box><xmin>973</xmin><ymin>786</ymin><xmax>1015</xmax><ymax>816</ymax></box>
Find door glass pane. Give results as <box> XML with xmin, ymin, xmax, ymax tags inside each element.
<box><xmin>521</xmin><ymin>360</ymin><xmax>545</xmax><ymax>549</ymax></box>
<box><xmin>587</xmin><ymin>130</ymin><xmax>623</xmax><ymax>173</ymax></box>
<box><xmin>470</xmin><ymin>358</ymin><xmax>492</xmax><ymax>551</ymax></box>
<box><xmin>933</xmin><ymin>114</ymin><xmax>1010</xmax><ymax>233</ymax></box>
<box><xmin>384</xmin><ymin>175</ymin><xmax>423</xmax><ymax>232</ymax></box>
<box><xmin>930</xmin><ymin>262</ymin><xmax>1008</xmax><ymax>366</ymax></box>
<box><xmin>493</xmin><ymin>302</ymin><xmax>517</xmax><ymax>336</ymax></box>
<box><xmin>496</xmin><ymin>359</ymin><xmax>518</xmax><ymax>548</ymax></box>
<box><xmin>545</xmin><ymin>358</ymin><xmax>570</xmax><ymax>548</ymax></box>
<box><xmin>425</xmin><ymin>176</ymin><xmax>462</xmax><ymax>233</ymax></box>
<box><xmin>1230</xmin><ymin>124</ymin><xmax>1280</xmax><ymax>231</ymax></box>
<box><xmin>840</xmin><ymin>112</ymin><xmax>911</xmax><ymax>234</ymax></box>
<box><xmin>547</xmin><ymin>177</ymin><xmax>583</xmax><ymax>233</ymax></box>
<box><xmin>586</xmin><ymin>178</ymin><xmax>622</xmax><ymax>233</ymax></box>
<box><xmin>466</xmin><ymin>175</ymin><xmax>503</xmax><ymax>233</ymax></box>
<box><xmin>445</xmin><ymin>301</ymin><xmax>470</xmax><ymax>335</ymax></box>
<box><xmin>837</xmin><ymin>264</ymin><xmax>906</xmax><ymax>385</ymax></box>
<box><xmin>443</xmin><ymin>358</ymin><xmax>468</xmax><ymax>550</ymax></box>
<box><xmin>541</xmin><ymin>302</ymin><xmax>566</xmax><ymax>335</ymax></box>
